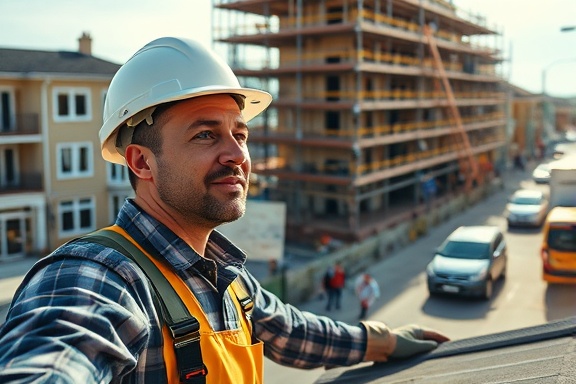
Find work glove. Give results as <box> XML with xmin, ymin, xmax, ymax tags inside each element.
<box><xmin>389</xmin><ymin>324</ymin><xmax>442</xmax><ymax>359</ymax></box>
<box><xmin>361</xmin><ymin>321</ymin><xmax>449</xmax><ymax>362</ymax></box>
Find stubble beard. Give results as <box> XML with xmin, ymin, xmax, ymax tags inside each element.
<box><xmin>157</xmin><ymin>161</ymin><xmax>247</xmax><ymax>227</ymax></box>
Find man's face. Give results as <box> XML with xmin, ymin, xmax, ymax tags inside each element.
<box><xmin>152</xmin><ymin>94</ymin><xmax>251</xmax><ymax>227</ymax></box>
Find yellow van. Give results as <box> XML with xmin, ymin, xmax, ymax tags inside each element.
<box><xmin>541</xmin><ymin>206</ymin><xmax>576</xmax><ymax>283</ymax></box>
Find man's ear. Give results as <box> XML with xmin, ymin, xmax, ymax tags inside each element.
<box><xmin>124</xmin><ymin>144</ymin><xmax>153</xmax><ymax>180</ymax></box>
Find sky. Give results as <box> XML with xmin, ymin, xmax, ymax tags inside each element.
<box><xmin>0</xmin><ymin>0</ymin><xmax>574</xmax><ymax>97</ymax></box>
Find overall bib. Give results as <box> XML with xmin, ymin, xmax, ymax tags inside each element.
<box><xmin>107</xmin><ymin>225</ymin><xmax>264</xmax><ymax>384</ymax></box>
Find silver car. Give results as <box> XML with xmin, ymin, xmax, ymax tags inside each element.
<box><xmin>505</xmin><ymin>189</ymin><xmax>549</xmax><ymax>228</ymax></box>
<box><xmin>427</xmin><ymin>226</ymin><xmax>507</xmax><ymax>300</ymax></box>
<box><xmin>532</xmin><ymin>163</ymin><xmax>551</xmax><ymax>184</ymax></box>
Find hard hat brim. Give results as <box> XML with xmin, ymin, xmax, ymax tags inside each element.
<box><xmin>101</xmin><ymin>86</ymin><xmax>272</xmax><ymax>165</ymax></box>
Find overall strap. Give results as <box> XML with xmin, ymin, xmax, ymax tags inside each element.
<box><xmin>83</xmin><ymin>226</ymin><xmax>207</xmax><ymax>384</ymax></box>
<box><xmin>229</xmin><ymin>279</ymin><xmax>255</xmax><ymax>341</ymax></box>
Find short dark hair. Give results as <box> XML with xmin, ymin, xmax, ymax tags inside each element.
<box><xmin>126</xmin><ymin>101</ymin><xmax>177</xmax><ymax>188</ymax></box>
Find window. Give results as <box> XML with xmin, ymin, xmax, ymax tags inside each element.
<box><xmin>59</xmin><ymin>197</ymin><xmax>95</xmax><ymax>236</ymax></box>
<box><xmin>439</xmin><ymin>241</ymin><xmax>491</xmax><ymax>260</ymax></box>
<box><xmin>53</xmin><ymin>87</ymin><xmax>92</xmax><ymax>122</ymax></box>
<box><xmin>0</xmin><ymin>88</ymin><xmax>15</xmax><ymax>132</ymax></box>
<box><xmin>109</xmin><ymin>192</ymin><xmax>132</xmax><ymax>223</ymax></box>
<box><xmin>56</xmin><ymin>142</ymin><xmax>93</xmax><ymax>179</ymax></box>
<box><xmin>107</xmin><ymin>163</ymin><xmax>130</xmax><ymax>185</ymax></box>
<box><xmin>548</xmin><ymin>227</ymin><xmax>576</xmax><ymax>251</ymax></box>
<box><xmin>101</xmin><ymin>89</ymin><xmax>108</xmax><ymax>124</ymax></box>
<box><xmin>0</xmin><ymin>146</ymin><xmax>19</xmax><ymax>187</ymax></box>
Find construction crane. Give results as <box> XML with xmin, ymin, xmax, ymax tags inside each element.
<box><xmin>423</xmin><ymin>24</ymin><xmax>480</xmax><ymax>192</ymax></box>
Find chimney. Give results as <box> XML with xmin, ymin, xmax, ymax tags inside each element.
<box><xmin>78</xmin><ymin>32</ymin><xmax>92</xmax><ymax>55</ymax></box>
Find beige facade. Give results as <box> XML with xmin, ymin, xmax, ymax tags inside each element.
<box><xmin>507</xmin><ymin>83</ymin><xmax>576</xmax><ymax>162</ymax></box>
<box><xmin>0</xmin><ymin>34</ymin><xmax>131</xmax><ymax>261</ymax></box>
<box><xmin>213</xmin><ymin>0</ymin><xmax>507</xmax><ymax>246</ymax></box>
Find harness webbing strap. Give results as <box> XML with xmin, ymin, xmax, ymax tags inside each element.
<box><xmin>84</xmin><ymin>229</ymin><xmax>207</xmax><ymax>384</ymax></box>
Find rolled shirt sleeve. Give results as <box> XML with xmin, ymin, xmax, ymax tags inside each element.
<box><xmin>240</xmin><ymin>270</ymin><xmax>368</xmax><ymax>369</ymax></box>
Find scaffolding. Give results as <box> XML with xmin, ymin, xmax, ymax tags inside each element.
<box><xmin>213</xmin><ymin>0</ymin><xmax>506</xmax><ymax>244</ymax></box>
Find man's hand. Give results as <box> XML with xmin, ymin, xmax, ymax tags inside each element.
<box><xmin>389</xmin><ymin>324</ymin><xmax>450</xmax><ymax>359</ymax></box>
<box><xmin>361</xmin><ymin>321</ymin><xmax>449</xmax><ymax>362</ymax></box>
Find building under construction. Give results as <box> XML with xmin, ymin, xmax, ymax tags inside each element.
<box><xmin>212</xmin><ymin>0</ymin><xmax>507</xmax><ymax>246</ymax></box>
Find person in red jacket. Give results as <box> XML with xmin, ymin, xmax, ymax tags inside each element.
<box><xmin>325</xmin><ymin>261</ymin><xmax>346</xmax><ymax>311</ymax></box>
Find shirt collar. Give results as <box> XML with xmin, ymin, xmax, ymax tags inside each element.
<box><xmin>116</xmin><ymin>199</ymin><xmax>247</xmax><ymax>282</ymax></box>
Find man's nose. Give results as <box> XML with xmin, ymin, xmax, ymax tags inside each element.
<box><xmin>219</xmin><ymin>135</ymin><xmax>248</xmax><ymax>166</ymax></box>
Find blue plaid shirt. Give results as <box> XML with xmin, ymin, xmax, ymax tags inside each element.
<box><xmin>0</xmin><ymin>199</ymin><xmax>366</xmax><ymax>383</ymax></box>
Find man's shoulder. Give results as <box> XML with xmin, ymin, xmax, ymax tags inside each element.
<box><xmin>41</xmin><ymin>235</ymin><xmax>148</xmax><ymax>285</ymax></box>
<box><xmin>52</xmin><ymin>236</ymin><xmax>127</xmax><ymax>269</ymax></box>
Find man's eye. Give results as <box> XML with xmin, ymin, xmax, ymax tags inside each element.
<box><xmin>235</xmin><ymin>133</ymin><xmax>248</xmax><ymax>142</ymax></box>
<box><xmin>194</xmin><ymin>131</ymin><xmax>213</xmax><ymax>140</ymax></box>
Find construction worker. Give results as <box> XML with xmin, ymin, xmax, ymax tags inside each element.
<box><xmin>0</xmin><ymin>37</ymin><xmax>449</xmax><ymax>383</ymax></box>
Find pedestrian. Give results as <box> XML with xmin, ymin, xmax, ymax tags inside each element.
<box><xmin>322</xmin><ymin>264</ymin><xmax>335</xmax><ymax>305</ymax></box>
<box><xmin>325</xmin><ymin>261</ymin><xmax>346</xmax><ymax>311</ymax></box>
<box><xmin>0</xmin><ymin>37</ymin><xmax>449</xmax><ymax>383</ymax></box>
<box><xmin>355</xmin><ymin>273</ymin><xmax>381</xmax><ymax>320</ymax></box>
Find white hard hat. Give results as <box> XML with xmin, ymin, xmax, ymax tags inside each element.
<box><xmin>100</xmin><ymin>36</ymin><xmax>273</xmax><ymax>164</ymax></box>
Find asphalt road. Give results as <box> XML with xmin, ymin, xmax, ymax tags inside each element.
<box><xmin>1</xmin><ymin>164</ymin><xmax>573</xmax><ymax>384</ymax></box>
<box><xmin>264</xmin><ymin>166</ymin><xmax>576</xmax><ymax>383</ymax></box>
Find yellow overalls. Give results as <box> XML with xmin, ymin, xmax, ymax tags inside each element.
<box><xmin>107</xmin><ymin>225</ymin><xmax>264</xmax><ymax>383</ymax></box>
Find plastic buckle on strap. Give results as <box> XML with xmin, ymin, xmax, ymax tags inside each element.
<box><xmin>239</xmin><ymin>296</ymin><xmax>254</xmax><ymax>313</ymax></box>
<box><xmin>169</xmin><ymin>319</ymin><xmax>207</xmax><ymax>384</ymax></box>
<box><xmin>169</xmin><ymin>318</ymin><xmax>200</xmax><ymax>340</ymax></box>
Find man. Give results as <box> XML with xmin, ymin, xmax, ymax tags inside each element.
<box><xmin>0</xmin><ymin>37</ymin><xmax>448</xmax><ymax>383</ymax></box>
<box><xmin>355</xmin><ymin>273</ymin><xmax>380</xmax><ymax>320</ymax></box>
<box><xmin>325</xmin><ymin>261</ymin><xmax>346</xmax><ymax>311</ymax></box>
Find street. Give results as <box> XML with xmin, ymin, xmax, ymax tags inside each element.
<box><xmin>263</xmin><ymin>168</ymin><xmax>576</xmax><ymax>383</ymax></box>
<box><xmin>0</xmin><ymin>167</ymin><xmax>574</xmax><ymax>384</ymax></box>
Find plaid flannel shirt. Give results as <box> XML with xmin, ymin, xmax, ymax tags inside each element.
<box><xmin>0</xmin><ymin>199</ymin><xmax>366</xmax><ymax>383</ymax></box>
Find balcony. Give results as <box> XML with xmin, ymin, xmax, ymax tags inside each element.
<box><xmin>0</xmin><ymin>113</ymin><xmax>40</xmax><ymax>137</ymax></box>
<box><xmin>0</xmin><ymin>172</ymin><xmax>43</xmax><ymax>194</ymax></box>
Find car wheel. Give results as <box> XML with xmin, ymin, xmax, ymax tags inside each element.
<box><xmin>482</xmin><ymin>279</ymin><xmax>493</xmax><ymax>301</ymax></box>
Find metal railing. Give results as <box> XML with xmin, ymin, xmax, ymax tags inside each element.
<box><xmin>0</xmin><ymin>114</ymin><xmax>40</xmax><ymax>136</ymax></box>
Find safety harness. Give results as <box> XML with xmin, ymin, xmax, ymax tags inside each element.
<box><xmin>82</xmin><ymin>228</ymin><xmax>254</xmax><ymax>384</ymax></box>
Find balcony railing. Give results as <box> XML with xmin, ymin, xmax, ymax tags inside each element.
<box><xmin>0</xmin><ymin>172</ymin><xmax>43</xmax><ymax>194</ymax></box>
<box><xmin>0</xmin><ymin>113</ymin><xmax>40</xmax><ymax>136</ymax></box>
<box><xmin>253</xmin><ymin>134</ymin><xmax>505</xmax><ymax>179</ymax></box>
<box><xmin>250</xmin><ymin>111</ymin><xmax>505</xmax><ymax>139</ymax></box>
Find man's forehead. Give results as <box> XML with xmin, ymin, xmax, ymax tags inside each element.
<box><xmin>175</xmin><ymin>94</ymin><xmax>242</xmax><ymax>113</ymax></box>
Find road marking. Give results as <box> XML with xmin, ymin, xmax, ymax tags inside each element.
<box><xmin>506</xmin><ymin>282</ymin><xmax>520</xmax><ymax>302</ymax></box>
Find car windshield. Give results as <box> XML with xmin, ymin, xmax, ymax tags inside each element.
<box><xmin>511</xmin><ymin>196</ymin><xmax>541</xmax><ymax>205</ymax></box>
<box><xmin>548</xmin><ymin>227</ymin><xmax>576</xmax><ymax>251</ymax></box>
<box><xmin>438</xmin><ymin>241</ymin><xmax>490</xmax><ymax>259</ymax></box>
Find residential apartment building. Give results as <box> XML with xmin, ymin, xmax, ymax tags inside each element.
<box><xmin>0</xmin><ymin>33</ymin><xmax>131</xmax><ymax>262</ymax></box>
<box><xmin>505</xmin><ymin>83</ymin><xmax>576</xmax><ymax>162</ymax></box>
<box><xmin>212</xmin><ymin>0</ymin><xmax>508</xmax><ymax>246</ymax></box>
